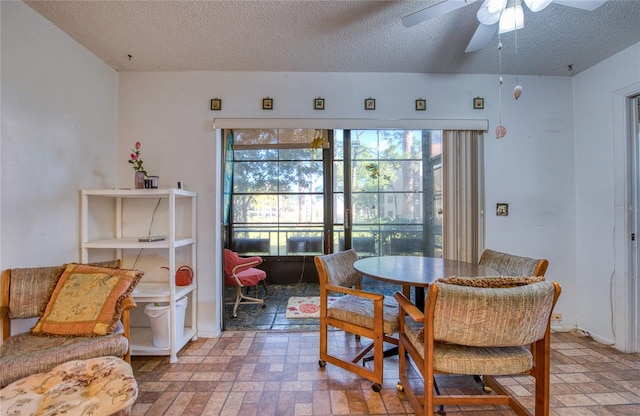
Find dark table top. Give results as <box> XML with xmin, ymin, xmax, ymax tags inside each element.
<box><xmin>354</xmin><ymin>256</ymin><xmax>498</xmax><ymax>287</ymax></box>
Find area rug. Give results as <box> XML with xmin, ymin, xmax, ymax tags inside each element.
<box><xmin>285</xmin><ymin>296</ymin><xmax>338</xmax><ymax>319</ymax></box>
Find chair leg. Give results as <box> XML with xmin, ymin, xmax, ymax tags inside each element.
<box><xmin>227</xmin><ymin>285</ymin><xmax>265</xmax><ymax>318</ymax></box>
<box><xmin>433</xmin><ymin>377</ymin><xmax>446</xmax><ymax>415</ymax></box>
<box><xmin>244</xmin><ymin>281</ymin><xmax>267</xmax><ymax>298</ymax></box>
<box><xmin>232</xmin><ymin>286</ymin><xmax>242</xmax><ymax>317</ymax></box>
<box><xmin>473</xmin><ymin>374</ymin><xmax>491</xmax><ymax>392</ymax></box>
<box><xmin>244</xmin><ymin>285</ymin><xmax>256</xmax><ymax>297</ymax></box>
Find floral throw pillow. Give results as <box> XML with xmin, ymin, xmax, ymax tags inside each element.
<box><xmin>32</xmin><ymin>264</ymin><xmax>143</xmax><ymax>336</ymax></box>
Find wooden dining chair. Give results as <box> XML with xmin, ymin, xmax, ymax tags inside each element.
<box><xmin>314</xmin><ymin>249</ymin><xmax>399</xmax><ymax>392</ymax></box>
<box><xmin>476</xmin><ymin>249</ymin><xmax>550</xmax><ymax>391</ymax></box>
<box><xmin>394</xmin><ymin>276</ymin><xmax>561</xmax><ymax>416</ymax></box>
<box><xmin>479</xmin><ymin>248</ymin><xmax>549</xmax><ymax>277</ymax></box>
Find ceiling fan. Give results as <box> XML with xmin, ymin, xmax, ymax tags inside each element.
<box><xmin>402</xmin><ymin>0</ymin><xmax>608</xmax><ymax>52</ymax></box>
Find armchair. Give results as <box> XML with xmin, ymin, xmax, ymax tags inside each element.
<box><xmin>1</xmin><ymin>261</ymin><xmax>139</xmax><ymax>388</ymax></box>
<box><xmin>314</xmin><ymin>249</ymin><xmax>399</xmax><ymax>392</ymax></box>
<box><xmin>223</xmin><ymin>249</ymin><xmax>267</xmax><ymax>318</ymax></box>
<box><xmin>394</xmin><ymin>277</ymin><xmax>561</xmax><ymax>416</ymax></box>
<box><xmin>475</xmin><ymin>249</ymin><xmax>549</xmax><ymax>390</ymax></box>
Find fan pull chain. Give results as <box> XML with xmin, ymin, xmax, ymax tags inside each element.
<box><xmin>496</xmin><ymin>36</ymin><xmax>506</xmax><ymax>139</ymax></box>
<box><xmin>513</xmin><ymin>2</ymin><xmax>522</xmax><ymax>100</ymax></box>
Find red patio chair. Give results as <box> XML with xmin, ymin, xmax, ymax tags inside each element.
<box><xmin>223</xmin><ymin>249</ymin><xmax>267</xmax><ymax>317</ymax></box>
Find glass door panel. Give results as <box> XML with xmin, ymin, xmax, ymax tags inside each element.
<box><xmin>333</xmin><ymin>129</ymin><xmax>442</xmax><ymax>258</ymax></box>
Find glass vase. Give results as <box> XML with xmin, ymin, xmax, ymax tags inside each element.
<box><xmin>134</xmin><ymin>171</ymin><xmax>145</xmax><ymax>189</ymax></box>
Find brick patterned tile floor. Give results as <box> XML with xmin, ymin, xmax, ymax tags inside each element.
<box><xmin>130</xmin><ymin>330</ymin><xmax>640</xmax><ymax>415</ymax></box>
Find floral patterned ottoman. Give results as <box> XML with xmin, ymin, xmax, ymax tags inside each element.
<box><xmin>0</xmin><ymin>356</ymin><xmax>137</xmax><ymax>416</ymax></box>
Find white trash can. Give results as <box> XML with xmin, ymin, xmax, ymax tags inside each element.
<box><xmin>144</xmin><ymin>297</ymin><xmax>188</xmax><ymax>348</ymax></box>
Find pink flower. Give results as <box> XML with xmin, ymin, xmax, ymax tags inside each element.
<box><xmin>128</xmin><ymin>141</ymin><xmax>147</xmax><ymax>176</ymax></box>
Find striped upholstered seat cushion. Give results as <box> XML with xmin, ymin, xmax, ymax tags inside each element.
<box><xmin>328</xmin><ymin>295</ymin><xmax>399</xmax><ymax>336</ymax></box>
<box><xmin>404</xmin><ymin>318</ymin><xmax>533</xmax><ymax>374</ymax></box>
<box><xmin>0</xmin><ymin>323</ymin><xmax>128</xmax><ymax>388</ymax></box>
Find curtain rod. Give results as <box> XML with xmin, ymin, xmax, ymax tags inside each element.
<box><xmin>213</xmin><ymin>118</ymin><xmax>489</xmax><ymax>131</ymax></box>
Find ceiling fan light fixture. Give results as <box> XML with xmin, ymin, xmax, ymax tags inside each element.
<box><xmin>498</xmin><ymin>2</ymin><xmax>524</xmax><ymax>33</ymax></box>
<box><xmin>477</xmin><ymin>0</ymin><xmax>507</xmax><ymax>25</ymax></box>
<box><xmin>523</xmin><ymin>0</ymin><xmax>553</xmax><ymax>12</ymax></box>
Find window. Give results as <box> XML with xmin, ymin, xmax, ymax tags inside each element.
<box><xmin>228</xmin><ymin>128</ymin><xmax>444</xmax><ymax>258</ymax></box>
<box><xmin>229</xmin><ymin>129</ymin><xmax>326</xmax><ymax>255</ymax></box>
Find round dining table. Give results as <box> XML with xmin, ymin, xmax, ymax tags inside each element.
<box><xmin>353</xmin><ymin>256</ymin><xmax>498</xmax><ymax>310</ymax></box>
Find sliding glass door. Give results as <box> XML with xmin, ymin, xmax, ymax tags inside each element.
<box><xmin>227</xmin><ymin>127</ymin><xmax>446</xmax><ymax>284</ymax></box>
<box><xmin>332</xmin><ymin>129</ymin><xmax>442</xmax><ymax>257</ymax></box>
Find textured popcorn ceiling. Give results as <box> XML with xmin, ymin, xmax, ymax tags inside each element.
<box><xmin>24</xmin><ymin>0</ymin><xmax>640</xmax><ymax>76</ymax></box>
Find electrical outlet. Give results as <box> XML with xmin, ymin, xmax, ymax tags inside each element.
<box><xmin>551</xmin><ymin>313</ymin><xmax>562</xmax><ymax>321</ymax></box>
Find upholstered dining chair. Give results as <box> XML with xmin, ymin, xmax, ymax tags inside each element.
<box><xmin>479</xmin><ymin>248</ymin><xmax>549</xmax><ymax>277</ymax></box>
<box><xmin>223</xmin><ymin>249</ymin><xmax>267</xmax><ymax>318</ymax></box>
<box><xmin>475</xmin><ymin>248</ymin><xmax>550</xmax><ymax>391</ymax></box>
<box><xmin>394</xmin><ymin>276</ymin><xmax>561</xmax><ymax>416</ymax></box>
<box><xmin>314</xmin><ymin>249</ymin><xmax>399</xmax><ymax>392</ymax></box>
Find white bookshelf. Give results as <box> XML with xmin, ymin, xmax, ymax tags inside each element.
<box><xmin>80</xmin><ymin>188</ymin><xmax>197</xmax><ymax>363</ymax></box>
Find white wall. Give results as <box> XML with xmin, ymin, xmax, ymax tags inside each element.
<box><xmin>483</xmin><ymin>76</ymin><xmax>578</xmax><ymax>329</ymax></box>
<box><xmin>117</xmin><ymin>71</ymin><xmax>577</xmax><ymax>337</ymax></box>
<box><xmin>0</xmin><ymin>1</ymin><xmax>118</xmax><ymax>335</ymax></box>
<box><xmin>574</xmin><ymin>42</ymin><xmax>640</xmax><ymax>351</ymax></box>
<box><xmin>6</xmin><ymin>0</ymin><xmax>637</xmax><ymax>350</ymax></box>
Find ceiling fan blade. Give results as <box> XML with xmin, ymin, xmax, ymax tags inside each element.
<box><xmin>465</xmin><ymin>23</ymin><xmax>498</xmax><ymax>53</ymax></box>
<box><xmin>401</xmin><ymin>0</ymin><xmax>473</xmax><ymax>28</ymax></box>
<box><xmin>553</xmin><ymin>0</ymin><xmax>608</xmax><ymax>11</ymax></box>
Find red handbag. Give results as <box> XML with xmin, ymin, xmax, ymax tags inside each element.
<box><xmin>162</xmin><ymin>265</ymin><xmax>193</xmax><ymax>286</ymax></box>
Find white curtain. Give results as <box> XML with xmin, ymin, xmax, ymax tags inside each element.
<box><xmin>442</xmin><ymin>130</ymin><xmax>481</xmax><ymax>263</ymax></box>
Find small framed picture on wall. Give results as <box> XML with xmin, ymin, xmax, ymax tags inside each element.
<box><xmin>314</xmin><ymin>97</ymin><xmax>325</xmax><ymax>110</ymax></box>
<box><xmin>210</xmin><ymin>98</ymin><xmax>221</xmax><ymax>111</ymax></box>
<box><xmin>364</xmin><ymin>98</ymin><xmax>376</xmax><ymax>110</ymax></box>
<box><xmin>415</xmin><ymin>98</ymin><xmax>426</xmax><ymax>111</ymax></box>
<box><xmin>262</xmin><ymin>97</ymin><xmax>273</xmax><ymax>110</ymax></box>
<box><xmin>473</xmin><ymin>97</ymin><xmax>484</xmax><ymax>109</ymax></box>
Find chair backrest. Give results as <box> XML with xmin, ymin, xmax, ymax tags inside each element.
<box><xmin>4</xmin><ymin>266</ymin><xmax>64</xmax><ymax>320</ymax></box>
<box><xmin>479</xmin><ymin>248</ymin><xmax>548</xmax><ymax>277</ymax></box>
<box><xmin>4</xmin><ymin>260</ymin><xmax>121</xmax><ymax>320</ymax></box>
<box><xmin>430</xmin><ymin>280</ymin><xmax>559</xmax><ymax>347</ymax></box>
<box><xmin>2</xmin><ymin>260</ymin><xmax>123</xmax><ymax>341</ymax></box>
<box><xmin>314</xmin><ymin>249</ymin><xmax>361</xmax><ymax>288</ymax></box>
<box><xmin>223</xmin><ymin>249</ymin><xmax>263</xmax><ymax>277</ymax></box>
